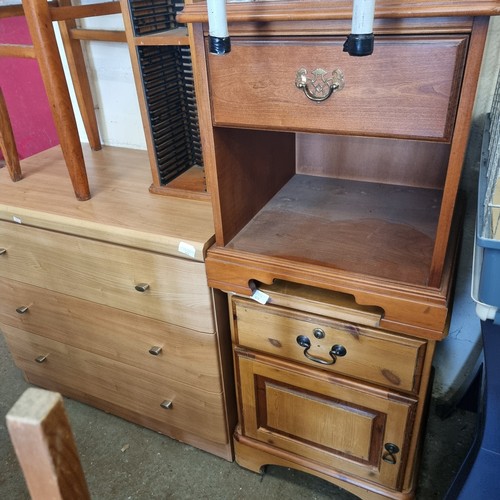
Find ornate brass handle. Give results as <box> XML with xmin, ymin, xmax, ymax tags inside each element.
<box><xmin>296</xmin><ymin>335</ymin><xmax>347</xmax><ymax>365</ymax></box>
<box><xmin>295</xmin><ymin>68</ymin><xmax>345</xmax><ymax>102</ymax></box>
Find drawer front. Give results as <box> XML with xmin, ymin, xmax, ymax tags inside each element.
<box><xmin>232</xmin><ymin>298</ymin><xmax>426</xmax><ymax>393</ymax></box>
<box><xmin>0</xmin><ymin>279</ymin><xmax>222</xmax><ymax>392</ymax></box>
<box><xmin>208</xmin><ymin>35</ymin><xmax>467</xmax><ymax>140</ymax></box>
<box><xmin>236</xmin><ymin>350</ymin><xmax>416</xmax><ymax>490</ymax></box>
<box><xmin>3</xmin><ymin>326</ymin><xmax>228</xmax><ymax>445</ymax></box>
<box><xmin>0</xmin><ymin>221</ymin><xmax>213</xmax><ymax>332</ymax></box>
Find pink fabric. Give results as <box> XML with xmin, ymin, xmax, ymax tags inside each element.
<box><xmin>0</xmin><ymin>16</ymin><xmax>58</xmax><ymax>160</ymax></box>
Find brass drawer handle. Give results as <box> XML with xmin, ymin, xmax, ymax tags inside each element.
<box><xmin>35</xmin><ymin>355</ymin><xmax>48</xmax><ymax>363</ymax></box>
<box><xmin>134</xmin><ymin>283</ymin><xmax>150</xmax><ymax>292</ymax></box>
<box><xmin>16</xmin><ymin>305</ymin><xmax>29</xmax><ymax>314</ymax></box>
<box><xmin>382</xmin><ymin>443</ymin><xmax>400</xmax><ymax>464</ymax></box>
<box><xmin>296</xmin><ymin>335</ymin><xmax>347</xmax><ymax>365</ymax></box>
<box><xmin>295</xmin><ymin>68</ymin><xmax>345</xmax><ymax>103</ymax></box>
<box><xmin>160</xmin><ymin>400</ymin><xmax>173</xmax><ymax>410</ymax></box>
<box><xmin>148</xmin><ymin>346</ymin><xmax>162</xmax><ymax>356</ymax></box>
<box><xmin>0</xmin><ymin>248</ymin><xmax>6</xmax><ymax>255</ymax></box>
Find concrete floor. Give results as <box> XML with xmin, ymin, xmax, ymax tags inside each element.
<box><xmin>0</xmin><ymin>332</ymin><xmax>477</xmax><ymax>500</ymax></box>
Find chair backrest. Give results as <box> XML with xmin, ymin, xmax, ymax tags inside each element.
<box><xmin>0</xmin><ymin>0</ymin><xmax>124</xmax><ymax>200</ymax></box>
<box><xmin>6</xmin><ymin>387</ymin><xmax>91</xmax><ymax>500</ymax></box>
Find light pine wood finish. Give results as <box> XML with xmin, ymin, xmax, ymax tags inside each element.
<box><xmin>0</xmin><ymin>87</ymin><xmax>22</xmax><ymax>182</ymax></box>
<box><xmin>0</xmin><ymin>279</ymin><xmax>222</xmax><ymax>392</ymax></box>
<box><xmin>0</xmin><ymin>145</ymin><xmax>236</xmax><ymax>461</ymax></box>
<box><xmin>228</xmin><ymin>291</ymin><xmax>437</xmax><ymax>499</ymax></box>
<box><xmin>0</xmin><ymin>220</ymin><xmax>214</xmax><ymax>332</ymax></box>
<box><xmin>231</xmin><ymin>298</ymin><xmax>426</xmax><ymax>393</ymax></box>
<box><xmin>0</xmin><ymin>145</ymin><xmax>214</xmax><ymax>260</ymax></box>
<box><xmin>3</xmin><ymin>326</ymin><xmax>229</xmax><ymax>446</ymax></box>
<box><xmin>235</xmin><ymin>350</ymin><xmax>417</xmax><ymax>491</ymax></box>
<box><xmin>6</xmin><ymin>388</ymin><xmax>90</xmax><ymax>500</ymax></box>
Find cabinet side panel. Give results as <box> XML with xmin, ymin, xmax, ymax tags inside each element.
<box><xmin>213</xmin><ymin>127</ymin><xmax>296</xmax><ymax>244</ymax></box>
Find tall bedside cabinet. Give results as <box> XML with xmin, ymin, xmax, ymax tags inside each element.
<box><xmin>178</xmin><ymin>0</ymin><xmax>500</xmax><ymax>497</ymax></box>
<box><xmin>0</xmin><ymin>145</ymin><xmax>236</xmax><ymax>460</ymax></box>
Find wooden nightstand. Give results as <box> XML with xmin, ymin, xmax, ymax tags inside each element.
<box><xmin>178</xmin><ymin>1</ymin><xmax>499</xmax><ymax>497</ymax></box>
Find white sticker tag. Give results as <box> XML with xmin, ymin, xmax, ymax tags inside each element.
<box><xmin>251</xmin><ymin>289</ymin><xmax>270</xmax><ymax>305</ymax></box>
<box><xmin>178</xmin><ymin>241</ymin><xmax>196</xmax><ymax>259</ymax></box>
<box><xmin>12</xmin><ymin>216</ymin><xmax>22</xmax><ymax>224</ymax></box>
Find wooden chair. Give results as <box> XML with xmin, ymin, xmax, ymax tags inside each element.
<box><xmin>0</xmin><ymin>0</ymin><xmax>123</xmax><ymax>201</ymax></box>
<box><xmin>0</xmin><ymin>86</ymin><xmax>22</xmax><ymax>182</ymax></box>
<box><xmin>6</xmin><ymin>387</ymin><xmax>91</xmax><ymax>500</ymax></box>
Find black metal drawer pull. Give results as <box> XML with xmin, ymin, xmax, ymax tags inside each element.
<box><xmin>382</xmin><ymin>443</ymin><xmax>400</xmax><ymax>464</ymax></box>
<box><xmin>296</xmin><ymin>335</ymin><xmax>347</xmax><ymax>365</ymax></box>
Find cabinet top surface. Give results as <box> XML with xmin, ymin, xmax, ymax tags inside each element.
<box><xmin>0</xmin><ymin>145</ymin><xmax>215</xmax><ymax>261</ymax></box>
<box><xmin>179</xmin><ymin>0</ymin><xmax>500</xmax><ymax>22</ymax></box>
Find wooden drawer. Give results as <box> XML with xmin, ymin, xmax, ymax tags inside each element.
<box><xmin>2</xmin><ymin>326</ymin><xmax>228</xmax><ymax>445</ymax></box>
<box><xmin>0</xmin><ymin>278</ymin><xmax>222</xmax><ymax>392</ymax></box>
<box><xmin>235</xmin><ymin>349</ymin><xmax>417</xmax><ymax>490</ymax></box>
<box><xmin>0</xmin><ymin>221</ymin><xmax>213</xmax><ymax>332</ymax></box>
<box><xmin>207</xmin><ymin>35</ymin><xmax>467</xmax><ymax>140</ymax></box>
<box><xmin>231</xmin><ymin>297</ymin><xmax>426</xmax><ymax>393</ymax></box>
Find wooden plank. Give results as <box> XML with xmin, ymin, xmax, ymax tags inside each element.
<box><xmin>227</xmin><ymin>175</ymin><xmax>441</xmax><ymax>286</ymax></box>
<box><xmin>70</xmin><ymin>28</ymin><xmax>126</xmax><ymax>43</ymax></box>
<box><xmin>49</xmin><ymin>1</ymin><xmax>121</xmax><ymax>22</ymax></box>
<box><xmin>429</xmin><ymin>17</ymin><xmax>490</xmax><ymax>286</ymax></box>
<box><xmin>0</xmin><ymin>145</ymin><xmax>215</xmax><ymax>260</ymax></box>
<box><xmin>57</xmin><ymin>0</ymin><xmax>101</xmax><ymax>151</ymax></box>
<box><xmin>0</xmin><ymin>87</ymin><xmax>22</xmax><ymax>182</ymax></box>
<box><xmin>134</xmin><ymin>27</ymin><xmax>189</xmax><ymax>46</ymax></box>
<box><xmin>22</xmin><ymin>0</ymin><xmax>90</xmax><ymax>200</ymax></box>
<box><xmin>0</xmin><ymin>44</ymin><xmax>35</xmax><ymax>58</ymax></box>
<box><xmin>178</xmin><ymin>0</ymin><xmax>500</xmax><ymax>24</ymax></box>
<box><xmin>6</xmin><ymin>388</ymin><xmax>90</xmax><ymax>500</ymax></box>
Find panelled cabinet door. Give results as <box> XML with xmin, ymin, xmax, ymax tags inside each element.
<box><xmin>236</xmin><ymin>349</ymin><xmax>417</xmax><ymax>490</ymax></box>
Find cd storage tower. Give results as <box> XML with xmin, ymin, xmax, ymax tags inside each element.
<box><xmin>120</xmin><ymin>0</ymin><xmax>207</xmax><ymax>199</ymax></box>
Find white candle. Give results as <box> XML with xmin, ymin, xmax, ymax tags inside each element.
<box><xmin>352</xmin><ymin>0</ymin><xmax>376</xmax><ymax>34</ymax></box>
<box><xmin>207</xmin><ymin>0</ymin><xmax>229</xmax><ymax>39</ymax></box>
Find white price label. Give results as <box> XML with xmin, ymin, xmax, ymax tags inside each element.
<box><xmin>251</xmin><ymin>289</ymin><xmax>270</xmax><ymax>305</ymax></box>
<box><xmin>178</xmin><ymin>241</ymin><xmax>196</xmax><ymax>259</ymax></box>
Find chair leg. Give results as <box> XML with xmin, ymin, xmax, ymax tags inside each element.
<box><xmin>21</xmin><ymin>0</ymin><xmax>91</xmax><ymax>201</ymax></box>
<box><xmin>57</xmin><ymin>0</ymin><xmax>102</xmax><ymax>152</ymax></box>
<box><xmin>0</xmin><ymin>87</ymin><xmax>22</xmax><ymax>182</ymax></box>
<box><xmin>6</xmin><ymin>388</ymin><xmax>91</xmax><ymax>500</ymax></box>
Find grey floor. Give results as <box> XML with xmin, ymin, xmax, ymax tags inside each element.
<box><xmin>0</xmin><ymin>333</ymin><xmax>477</xmax><ymax>500</ymax></box>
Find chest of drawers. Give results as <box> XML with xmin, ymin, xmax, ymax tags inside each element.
<box><xmin>0</xmin><ymin>145</ymin><xmax>236</xmax><ymax>460</ymax></box>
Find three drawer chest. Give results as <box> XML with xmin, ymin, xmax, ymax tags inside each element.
<box><xmin>0</xmin><ymin>145</ymin><xmax>236</xmax><ymax>460</ymax></box>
